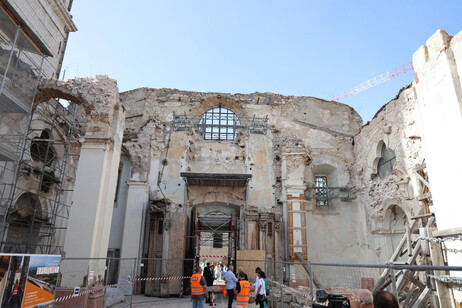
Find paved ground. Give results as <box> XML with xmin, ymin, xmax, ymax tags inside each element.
<box><xmin>112</xmin><ymin>293</ymin><xmax>241</xmax><ymax>308</ymax></box>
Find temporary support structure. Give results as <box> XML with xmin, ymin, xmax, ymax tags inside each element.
<box><xmin>373</xmin><ymin>212</ymin><xmax>462</xmax><ymax>307</ymax></box>
<box><xmin>194</xmin><ymin>212</ymin><xmax>234</xmax><ymax>268</ymax></box>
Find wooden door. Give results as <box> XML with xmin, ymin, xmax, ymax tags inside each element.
<box><xmin>145</xmin><ymin>213</ymin><xmax>163</xmax><ymax>296</ymax></box>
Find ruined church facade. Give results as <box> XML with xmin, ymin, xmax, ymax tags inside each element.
<box><xmin>0</xmin><ymin>6</ymin><xmax>461</xmax><ymax>300</ymax></box>
<box><xmin>106</xmin><ymin>29</ymin><xmax>462</xmax><ymax>293</ymax></box>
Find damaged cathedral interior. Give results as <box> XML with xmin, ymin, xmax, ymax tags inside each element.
<box><xmin>0</xmin><ymin>0</ymin><xmax>461</xmax><ymax>307</ymax></box>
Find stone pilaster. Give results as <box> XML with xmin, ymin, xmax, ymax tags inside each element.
<box><xmin>120</xmin><ymin>180</ymin><xmax>149</xmax><ymax>262</ymax></box>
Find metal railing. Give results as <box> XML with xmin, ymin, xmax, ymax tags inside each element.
<box><xmin>53</xmin><ymin>257</ymin><xmax>462</xmax><ymax>307</ymax></box>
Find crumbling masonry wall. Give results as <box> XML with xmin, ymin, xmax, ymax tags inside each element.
<box><xmin>119</xmin><ymin>88</ymin><xmax>373</xmax><ymax>274</ymax></box>
<box><xmin>352</xmin><ymin>85</ymin><xmax>426</xmax><ymax>264</ymax></box>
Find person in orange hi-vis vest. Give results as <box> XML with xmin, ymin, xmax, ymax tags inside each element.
<box><xmin>190</xmin><ymin>267</ymin><xmax>208</xmax><ymax>308</ymax></box>
<box><xmin>234</xmin><ymin>272</ymin><xmax>251</xmax><ymax>306</ymax></box>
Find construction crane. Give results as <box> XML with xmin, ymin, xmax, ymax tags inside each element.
<box><xmin>332</xmin><ymin>61</ymin><xmax>414</xmax><ymax>101</ymax></box>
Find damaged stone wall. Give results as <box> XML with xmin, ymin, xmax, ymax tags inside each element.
<box><xmin>352</xmin><ymin>85</ymin><xmax>425</xmax><ymax>263</ymax></box>
<box><xmin>120</xmin><ymin>88</ymin><xmax>368</xmax><ymax>269</ymax></box>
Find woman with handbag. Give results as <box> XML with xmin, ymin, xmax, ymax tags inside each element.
<box><xmin>254</xmin><ymin>271</ymin><xmax>266</xmax><ymax>308</ymax></box>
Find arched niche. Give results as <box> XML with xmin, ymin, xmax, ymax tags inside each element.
<box><xmin>309</xmin><ymin>156</ymin><xmax>350</xmax><ymax>187</ymax></box>
<box><xmin>383</xmin><ymin>204</ymin><xmax>410</xmax><ymax>255</ymax></box>
<box><xmin>6</xmin><ymin>192</ymin><xmax>44</xmax><ymax>253</ymax></box>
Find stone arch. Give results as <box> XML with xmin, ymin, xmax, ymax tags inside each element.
<box><xmin>194</xmin><ymin>96</ymin><xmax>247</xmax><ymax>119</ymax></box>
<box><xmin>194</xmin><ymin>202</ymin><xmax>239</xmax><ymax>217</ymax></box>
<box><xmin>35</xmin><ymin>80</ymin><xmax>93</xmax><ymax>114</ymax></box>
<box><xmin>35</xmin><ymin>75</ymin><xmax>121</xmax><ymax>139</ymax></box>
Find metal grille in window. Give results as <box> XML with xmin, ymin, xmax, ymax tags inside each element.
<box><xmin>199</xmin><ymin>107</ymin><xmax>241</xmax><ymax>140</ymax></box>
<box><xmin>378</xmin><ymin>145</ymin><xmax>396</xmax><ymax>178</ymax></box>
<box><xmin>315</xmin><ymin>176</ymin><xmax>328</xmax><ymax>206</ymax></box>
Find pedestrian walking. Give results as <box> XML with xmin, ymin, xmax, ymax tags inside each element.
<box><xmin>224</xmin><ymin>264</ymin><xmax>238</xmax><ymax>308</ymax></box>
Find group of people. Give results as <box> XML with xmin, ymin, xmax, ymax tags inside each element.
<box><xmin>350</xmin><ymin>288</ymin><xmax>399</xmax><ymax>308</ymax></box>
<box><xmin>191</xmin><ymin>266</ymin><xmax>399</xmax><ymax>308</ymax></box>
<box><xmin>190</xmin><ymin>263</ymin><xmax>269</xmax><ymax>308</ymax></box>
<box><xmin>203</xmin><ymin>262</ymin><xmax>226</xmax><ymax>284</ymax></box>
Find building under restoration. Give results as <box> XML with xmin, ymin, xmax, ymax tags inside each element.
<box><xmin>0</xmin><ymin>1</ymin><xmax>461</xmax><ymax>306</ymax></box>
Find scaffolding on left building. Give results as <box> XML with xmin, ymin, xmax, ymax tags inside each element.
<box><xmin>0</xmin><ymin>8</ymin><xmax>84</xmax><ymax>255</ymax></box>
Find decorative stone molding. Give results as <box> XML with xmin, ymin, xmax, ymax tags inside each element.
<box><xmin>258</xmin><ymin>221</ymin><xmax>267</xmax><ymax>231</ymax></box>
<box><xmin>274</xmin><ymin>221</ymin><xmax>281</xmax><ymax>232</ymax></box>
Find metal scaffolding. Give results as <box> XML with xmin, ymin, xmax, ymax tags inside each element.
<box><xmin>0</xmin><ymin>99</ymin><xmax>85</xmax><ymax>254</ymax></box>
<box><xmin>172</xmin><ymin>112</ymin><xmax>268</xmax><ymax>136</ymax></box>
<box><xmin>194</xmin><ymin>212</ymin><xmax>235</xmax><ymax>268</ymax></box>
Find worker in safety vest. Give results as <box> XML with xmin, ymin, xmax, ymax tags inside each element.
<box><xmin>190</xmin><ymin>267</ymin><xmax>208</xmax><ymax>308</ymax></box>
<box><xmin>234</xmin><ymin>272</ymin><xmax>251</xmax><ymax>306</ymax></box>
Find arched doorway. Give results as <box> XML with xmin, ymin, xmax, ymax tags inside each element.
<box><xmin>193</xmin><ymin>203</ymin><xmax>239</xmax><ymax>269</ymax></box>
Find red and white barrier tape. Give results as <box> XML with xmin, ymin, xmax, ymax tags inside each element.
<box><xmin>134</xmin><ymin>276</ymin><xmax>191</xmax><ymax>281</ymax></box>
<box><xmin>212</xmin><ymin>286</ymin><xmax>216</xmax><ymax>307</ymax></box>
<box><xmin>54</xmin><ymin>276</ymin><xmax>192</xmax><ymax>303</ymax></box>
<box><xmin>196</xmin><ymin>255</ymin><xmax>231</xmax><ymax>258</ymax></box>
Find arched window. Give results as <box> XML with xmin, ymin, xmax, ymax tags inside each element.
<box><xmin>377</xmin><ymin>144</ymin><xmax>396</xmax><ymax>178</ymax></box>
<box><xmin>199</xmin><ymin>107</ymin><xmax>241</xmax><ymax>140</ymax></box>
<box><xmin>30</xmin><ymin>129</ymin><xmax>56</xmax><ymax>167</ymax></box>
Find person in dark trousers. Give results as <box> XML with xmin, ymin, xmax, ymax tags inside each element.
<box><xmin>224</xmin><ymin>265</ymin><xmax>238</xmax><ymax>308</ymax></box>
<box><xmin>190</xmin><ymin>267</ymin><xmax>208</xmax><ymax>308</ymax></box>
<box><xmin>203</xmin><ymin>262</ymin><xmax>215</xmax><ymax>304</ymax></box>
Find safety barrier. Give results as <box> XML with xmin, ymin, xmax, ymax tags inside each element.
<box><xmin>54</xmin><ymin>257</ymin><xmax>462</xmax><ymax>307</ymax></box>
<box><xmin>54</xmin><ymin>275</ymin><xmax>192</xmax><ymax>303</ymax></box>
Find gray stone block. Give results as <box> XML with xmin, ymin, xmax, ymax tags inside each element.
<box><xmin>106</xmin><ymin>288</ymin><xmax>125</xmax><ymax>307</ymax></box>
<box><xmin>117</xmin><ymin>275</ymin><xmax>133</xmax><ymax>296</ymax></box>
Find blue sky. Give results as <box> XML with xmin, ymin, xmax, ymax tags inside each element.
<box><xmin>62</xmin><ymin>1</ymin><xmax>462</xmax><ymax>122</ymax></box>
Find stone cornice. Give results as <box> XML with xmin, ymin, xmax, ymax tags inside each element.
<box><xmin>80</xmin><ymin>137</ymin><xmax>114</xmax><ymax>150</ymax></box>
<box><xmin>47</xmin><ymin>0</ymin><xmax>77</xmax><ymax>32</ymax></box>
